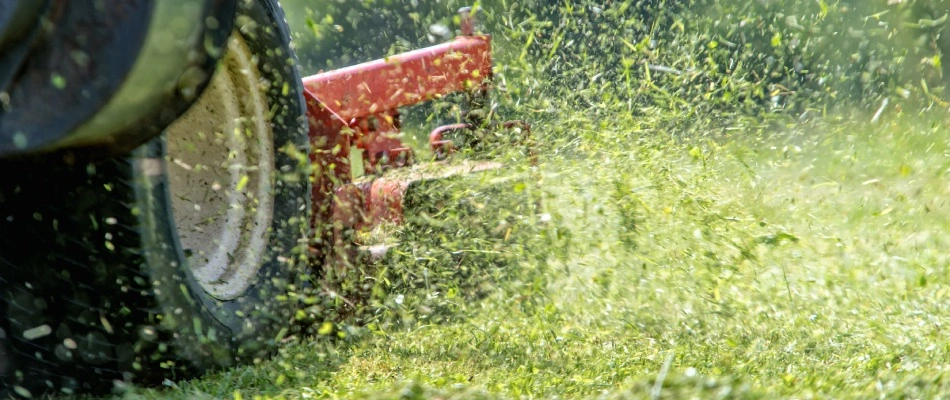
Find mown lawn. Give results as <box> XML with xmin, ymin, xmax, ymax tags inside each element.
<box><xmin>99</xmin><ymin>107</ymin><xmax>950</xmax><ymax>399</ymax></box>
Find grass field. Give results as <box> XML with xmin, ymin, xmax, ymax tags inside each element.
<box><xmin>101</xmin><ymin>105</ymin><xmax>950</xmax><ymax>399</ymax></box>
<box><xmin>81</xmin><ymin>1</ymin><xmax>950</xmax><ymax>397</ymax></box>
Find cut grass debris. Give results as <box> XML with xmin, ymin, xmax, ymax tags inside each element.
<box><xmin>84</xmin><ymin>1</ymin><xmax>950</xmax><ymax>398</ymax></box>
<box><xmin>101</xmin><ymin>108</ymin><xmax>950</xmax><ymax>399</ymax></box>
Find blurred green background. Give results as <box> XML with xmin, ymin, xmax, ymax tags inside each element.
<box><xmin>280</xmin><ymin>0</ymin><xmax>949</xmax><ymax>119</ymax></box>
<box><xmin>280</xmin><ymin>0</ymin><xmax>476</xmax><ymax>72</ymax></box>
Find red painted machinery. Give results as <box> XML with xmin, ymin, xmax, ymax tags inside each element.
<box><xmin>301</xmin><ymin>7</ymin><xmax>532</xmax><ymax>268</ymax></box>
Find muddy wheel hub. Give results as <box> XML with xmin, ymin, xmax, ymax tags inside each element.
<box><xmin>164</xmin><ymin>30</ymin><xmax>275</xmax><ymax>301</ymax></box>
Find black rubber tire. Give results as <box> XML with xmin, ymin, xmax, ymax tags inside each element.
<box><xmin>0</xmin><ymin>0</ymin><xmax>309</xmax><ymax>396</ymax></box>
<box><xmin>0</xmin><ymin>0</ymin><xmax>236</xmax><ymax>160</ymax></box>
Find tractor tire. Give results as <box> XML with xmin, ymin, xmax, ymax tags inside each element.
<box><xmin>0</xmin><ymin>0</ymin><xmax>238</xmax><ymax>160</ymax></box>
<box><xmin>0</xmin><ymin>0</ymin><xmax>310</xmax><ymax>396</ymax></box>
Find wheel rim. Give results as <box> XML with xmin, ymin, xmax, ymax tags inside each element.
<box><xmin>164</xmin><ymin>30</ymin><xmax>275</xmax><ymax>301</ymax></box>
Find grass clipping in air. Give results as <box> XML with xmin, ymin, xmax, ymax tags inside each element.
<box><xmin>141</xmin><ymin>0</ymin><xmax>950</xmax><ymax>398</ymax></box>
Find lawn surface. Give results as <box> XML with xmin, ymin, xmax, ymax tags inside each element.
<box><xmin>88</xmin><ymin>1</ymin><xmax>950</xmax><ymax>397</ymax></box>
<box><xmin>104</xmin><ymin>109</ymin><xmax>950</xmax><ymax>399</ymax></box>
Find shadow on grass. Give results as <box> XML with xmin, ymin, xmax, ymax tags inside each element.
<box><xmin>84</xmin><ymin>336</ymin><xmax>356</xmax><ymax>399</ymax></box>
<box><xmin>73</xmin><ymin>160</ymin><xmax>547</xmax><ymax>400</ymax></box>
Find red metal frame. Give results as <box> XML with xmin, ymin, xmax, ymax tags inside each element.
<box><xmin>300</xmin><ymin>7</ymin><xmax>531</xmax><ymax>266</ymax></box>
<box><xmin>302</xmin><ymin>35</ymin><xmax>493</xmax><ymax>122</ymax></box>
<box><xmin>302</xmin><ymin>32</ymin><xmax>493</xmax><ymax>172</ymax></box>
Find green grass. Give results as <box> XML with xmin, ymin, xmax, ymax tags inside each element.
<box><xmin>94</xmin><ymin>1</ymin><xmax>950</xmax><ymax>397</ymax></box>
<box><xmin>105</xmin><ymin>107</ymin><xmax>950</xmax><ymax>399</ymax></box>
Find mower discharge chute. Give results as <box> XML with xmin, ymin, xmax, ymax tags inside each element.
<box><xmin>0</xmin><ymin>1</ymin><xmax>534</xmax><ymax>396</ymax></box>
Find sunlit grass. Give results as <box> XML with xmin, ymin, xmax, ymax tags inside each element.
<box><xmin>95</xmin><ymin>1</ymin><xmax>950</xmax><ymax>398</ymax></box>
<box><xmin>104</xmin><ymin>107</ymin><xmax>950</xmax><ymax>400</ymax></box>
